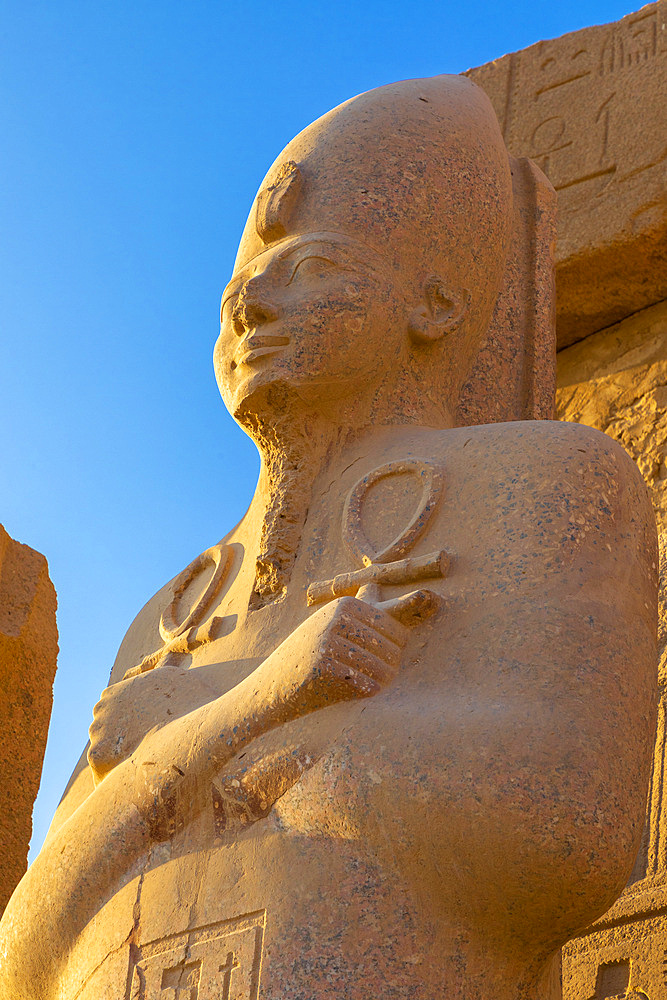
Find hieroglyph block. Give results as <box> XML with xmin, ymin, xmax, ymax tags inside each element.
<box><xmin>467</xmin><ymin>2</ymin><xmax>667</xmax><ymax>347</ymax></box>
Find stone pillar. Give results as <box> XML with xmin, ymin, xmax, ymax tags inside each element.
<box><xmin>0</xmin><ymin>524</ymin><xmax>58</xmax><ymax>915</ymax></box>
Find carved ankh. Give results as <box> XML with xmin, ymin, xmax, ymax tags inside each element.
<box><xmin>123</xmin><ymin>543</ymin><xmax>235</xmax><ymax>679</ymax></box>
<box><xmin>307</xmin><ymin>460</ymin><xmax>451</xmax><ymax>624</ymax></box>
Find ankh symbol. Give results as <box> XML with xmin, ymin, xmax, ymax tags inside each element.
<box><xmin>123</xmin><ymin>543</ymin><xmax>235</xmax><ymax>679</ymax></box>
<box><xmin>307</xmin><ymin>460</ymin><xmax>450</xmax><ymax>622</ymax></box>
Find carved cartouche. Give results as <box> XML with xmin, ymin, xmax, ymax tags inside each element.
<box><xmin>0</xmin><ymin>75</ymin><xmax>657</xmax><ymax>1000</ymax></box>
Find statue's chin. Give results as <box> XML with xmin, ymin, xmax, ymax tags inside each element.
<box><xmin>230</xmin><ymin>375</ymin><xmax>312</xmax><ymax>438</ymax></box>
<box><xmin>230</xmin><ymin>371</ymin><xmax>371</xmax><ymax>441</ymax></box>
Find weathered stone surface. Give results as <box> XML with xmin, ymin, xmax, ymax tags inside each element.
<box><xmin>557</xmin><ymin>300</ymin><xmax>667</xmax><ymax>531</ymax></box>
<box><xmin>467</xmin><ymin>2</ymin><xmax>667</xmax><ymax>348</ymax></box>
<box><xmin>0</xmin><ymin>75</ymin><xmax>657</xmax><ymax>1000</ymax></box>
<box><xmin>0</xmin><ymin>524</ymin><xmax>58</xmax><ymax>916</ymax></box>
<box><xmin>557</xmin><ymin>299</ymin><xmax>667</xmax><ymax>670</ymax></box>
<box><xmin>557</xmin><ymin>299</ymin><xmax>667</xmax><ymax>998</ymax></box>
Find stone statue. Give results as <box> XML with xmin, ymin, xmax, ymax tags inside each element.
<box><xmin>0</xmin><ymin>74</ymin><xmax>658</xmax><ymax>1000</ymax></box>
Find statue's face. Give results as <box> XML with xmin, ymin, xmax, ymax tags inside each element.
<box><xmin>214</xmin><ymin>231</ymin><xmax>401</xmax><ymax>418</ymax></box>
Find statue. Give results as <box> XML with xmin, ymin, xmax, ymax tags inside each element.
<box><xmin>0</xmin><ymin>74</ymin><xmax>658</xmax><ymax>1000</ymax></box>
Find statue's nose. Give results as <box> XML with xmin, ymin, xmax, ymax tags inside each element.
<box><xmin>232</xmin><ymin>279</ymin><xmax>278</xmax><ymax>333</ymax></box>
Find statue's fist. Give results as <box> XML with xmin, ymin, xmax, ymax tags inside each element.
<box><xmin>272</xmin><ymin>595</ymin><xmax>408</xmax><ymax>712</ymax></box>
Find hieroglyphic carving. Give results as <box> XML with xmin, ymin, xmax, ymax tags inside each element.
<box><xmin>129</xmin><ymin>911</ymin><xmax>265</xmax><ymax>1000</ymax></box>
<box><xmin>307</xmin><ymin>460</ymin><xmax>449</xmax><ymax>617</ymax></box>
<box><xmin>599</xmin><ymin>5</ymin><xmax>660</xmax><ymax>75</ymax></box>
<box><xmin>123</xmin><ymin>544</ymin><xmax>236</xmax><ymax>679</ymax></box>
<box><xmin>466</xmin><ymin>2</ymin><xmax>667</xmax><ymax>346</ymax></box>
<box><xmin>160</xmin><ymin>960</ymin><xmax>201</xmax><ymax>998</ymax></box>
<box><xmin>517</xmin><ymin>48</ymin><xmax>619</xmax><ymax>201</ymax></box>
<box><xmin>307</xmin><ymin>550</ymin><xmax>448</xmax><ymax>605</ymax></box>
<box><xmin>343</xmin><ymin>460</ymin><xmax>443</xmax><ymax>564</ymax></box>
<box><xmin>472</xmin><ymin>4</ymin><xmax>665</xmax><ymax>203</ymax></box>
<box><xmin>159</xmin><ymin>546</ymin><xmax>232</xmax><ymax>642</ymax></box>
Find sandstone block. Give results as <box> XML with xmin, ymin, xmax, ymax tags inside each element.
<box><xmin>0</xmin><ymin>524</ymin><xmax>58</xmax><ymax>915</ymax></box>
<box><xmin>467</xmin><ymin>2</ymin><xmax>667</xmax><ymax>348</ymax></box>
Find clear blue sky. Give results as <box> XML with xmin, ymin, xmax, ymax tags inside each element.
<box><xmin>1</xmin><ymin>0</ymin><xmax>639</xmax><ymax>860</ymax></box>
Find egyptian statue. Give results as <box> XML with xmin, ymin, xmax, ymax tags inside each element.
<box><xmin>0</xmin><ymin>74</ymin><xmax>658</xmax><ymax>1000</ymax></box>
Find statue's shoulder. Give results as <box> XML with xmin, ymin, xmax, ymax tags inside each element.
<box><xmin>417</xmin><ymin>419</ymin><xmax>656</xmax><ymax>556</ymax></box>
<box><xmin>424</xmin><ymin>416</ymin><xmax>629</xmax><ymax>458</ymax></box>
<box><xmin>425</xmin><ymin>418</ymin><xmax>650</xmax><ymax>501</ymax></box>
<box><xmin>407</xmin><ymin>419</ymin><xmax>658</xmax><ymax>658</ymax></box>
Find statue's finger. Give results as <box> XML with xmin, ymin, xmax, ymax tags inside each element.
<box><xmin>328</xmin><ymin>636</ymin><xmax>398</xmax><ymax>684</ymax></box>
<box><xmin>378</xmin><ymin>588</ymin><xmax>440</xmax><ymax>627</ymax></box>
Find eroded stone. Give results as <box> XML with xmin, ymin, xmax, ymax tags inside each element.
<box><xmin>0</xmin><ymin>524</ymin><xmax>57</xmax><ymax>916</ymax></box>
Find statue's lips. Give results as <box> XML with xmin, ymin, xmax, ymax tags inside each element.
<box><xmin>235</xmin><ymin>335</ymin><xmax>290</xmax><ymax>368</ymax></box>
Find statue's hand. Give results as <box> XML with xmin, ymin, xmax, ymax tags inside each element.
<box><xmin>276</xmin><ymin>594</ymin><xmax>408</xmax><ymax>705</ymax></box>
<box><xmin>87</xmin><ymin>662</ymin><xmax>215</xmax><ymax>784</ymax></box>
<box><xmin>92</xmin><ymin>594</ymin><xmax>411</xmax><ymax>801</ymax></box>
<box><xmin>126</xmin><ymin>595</ymin><xmax>409</xmax><ymax>834</ymax></box>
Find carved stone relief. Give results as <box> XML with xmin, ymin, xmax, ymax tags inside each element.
<box><xmin>308</xmin><ymin>460</ymin><xmax>448</xmax><ymax>621</ymax></box>
<box><xmin>129</xmin><ymin>912</ymin><xmax>266</xmax><ymax>1000</ymax></box>
<box><xmin>123</xmin><ymin>544</ymin><xmax>236</xmax><ymax>679</ymax></box>
<box><xmin>467</xmin><ymin>1</ymin><xmax>667</xmax><ymax>346</ymax></box>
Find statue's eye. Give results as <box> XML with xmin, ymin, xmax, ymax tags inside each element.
<box><xmin>220</xmin><ymin>295</ymin><xmax>239</xmax><ymax>332</ymax></box>
<box><xmin>287</xmin><ymin>255</ymin><xmax>338</xmax><ymax>285</ymax></box>
<box><xmin>220</xmin><ymin>296</ymin><xmax>237</xmax><ymax>322</ymax></box>
<box><xmin>220</xmin><ymin>279</ymin><xmax>244</xmax><ymax>322</ymax></box>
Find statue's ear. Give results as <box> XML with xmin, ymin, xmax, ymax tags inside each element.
<box><xmin>408</xmin><ymin>277</ymin><xmax>468</xmax><ymax>345</ymax></box>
